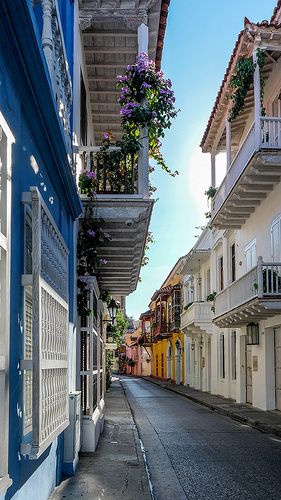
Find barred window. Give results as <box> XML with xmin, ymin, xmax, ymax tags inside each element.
<box><xmin>21</xmin><ymin>187</ymin><xmax>69</xmax><ymax>459</ymax></box>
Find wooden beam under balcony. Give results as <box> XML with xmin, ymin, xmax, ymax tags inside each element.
<box><xmin>239</xmin><ymin>183</ymin><xmax>274</xmax><ymax>192</ymax></box>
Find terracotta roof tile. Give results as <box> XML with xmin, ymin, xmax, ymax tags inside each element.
<box><xmin>271</xmin><ymin>1</ymin><xmax>281</xmax><ymax>23</ymax></box>
<box><xmin>155</xmin><ymin>0</ymin><xmax>170</xmax><ymax>71</ymax></box>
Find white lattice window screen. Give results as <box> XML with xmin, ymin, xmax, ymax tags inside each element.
<box><xmin>0</xmin><ymin>114</ymin><xmax>13</xmax><ymax>489</ymax></box>
<box><xmin>22</xmin><ymin>187</ymin><xmax>69</xmax><ymax>459</ymax></box>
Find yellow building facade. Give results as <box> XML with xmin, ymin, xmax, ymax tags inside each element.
<box><xmin>150</xmin><ymin>257</ymin><xmax>186</xmax><ymax>384</ymax></box>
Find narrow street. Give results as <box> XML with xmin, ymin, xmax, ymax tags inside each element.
<box><xmin>121</xmin><ymin>377</ymin><xmax>281</xmax><ymax>500</ymax></box>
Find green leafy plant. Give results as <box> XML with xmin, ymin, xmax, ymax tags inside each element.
<box><xmin>184</xmin><ymin>302</ymin><xmax>193</xmax><ymax>311</ymax></box>
<box><xmin>205</xmin><ymin>186</ymin><xmax>217</xmax><ymax>200</ymax></box>
<box><xmin>206</xmin><ymin>291</ymin><xmax>217</xmax><ymax>302</ymax></box>
<box><xmin>229</xmin><ymin>49</ymin><xmax>265</xmax><ymax>122</ymax></box>
<box><xmin>77</xmin><ymin>172</ymin><xmax>112</xmax><ymax>317</ymax></box>
<box><xmin>206</xmin><ymin>291</ymin><xmax>217</xmax><ymax>313</ymax></box>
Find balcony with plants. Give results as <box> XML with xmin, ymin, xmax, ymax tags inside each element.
<box><xmin>201</xmin><ymin>22</ymin><xmax>281</xmax><ymax>230</ymax></box>
<box><xmin>77</xmin><ymin>44</ymin><xmax>178</xmax><ymax>296</ymax></box>
<box><xmin>214</xmin><ymin>257</ymin><xmax>281</xmax><ymax>328</ymax></box>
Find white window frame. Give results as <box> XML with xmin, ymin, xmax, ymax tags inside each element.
<box><xmin>0</xmin><ymin>112</ymin><xmax>14</xmax><ymax>492</ymax></box>
<box><xmin>21</xmin><ymin>187</ymin><xmax>69</xmax><ymax>459</ymax></box>
<box><xmin>271</xmin><ymin>215</ymin><xmax>281</xmax><ymax>262</ymax></box>
<box><xmin>245</xmin><ymin>239</ymin><xmax>256</xmax><ymax>272</ymax></box>
<box><xmin>231</xmin><ymin>331</ymin><xmax>237</xmax><ymax>381</ymax></box>
<box><xmin>219</xmin><ymin>334</ymin><xmax>225</xmax><ymax>379</ymax></box>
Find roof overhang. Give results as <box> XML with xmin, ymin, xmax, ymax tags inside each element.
<box><xmin>182</xmin><ymin>249</ymin><xmax>211</xmax><ymax>275</ymax></box>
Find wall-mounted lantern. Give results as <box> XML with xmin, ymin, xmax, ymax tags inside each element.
<box><xmin>246</xmin><ymin>322</ymin><xmax>259</xmax><ymax>345</ymax></box>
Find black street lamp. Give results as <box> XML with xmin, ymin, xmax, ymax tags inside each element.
<box><xmin>108</xmin><ymin>298</ymin><xmax>119</xmax><ymax>323</ymax></box>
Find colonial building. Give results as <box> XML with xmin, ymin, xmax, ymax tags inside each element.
<box><xmin>150</xmin><ymin>257</ymin><xmax>185</xmax><ymax>384</ymax></box>
<box><xmin>0</xmin><ymin>1</ymin><xmax>170</xmax><ymax>499</ymax></box>
<box><xmin>199</xmin><ymin>5</ymin><xmax>281</xmax><ymax>410</ymax></box>
<box><xmin>181</xmin><ymin>229</ymin><xmax>214</xmax><ymax>391</ymax></box>
<box><xmin>122</xmin><ymin>311</ymin><xmax>152</xmax><ymax>376</ymax></box>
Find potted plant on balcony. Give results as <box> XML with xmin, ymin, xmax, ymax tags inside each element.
<box><xmin>206</xmin><ymin>291</ymin><xmax>217</xmax><ymax>313</ymax></box>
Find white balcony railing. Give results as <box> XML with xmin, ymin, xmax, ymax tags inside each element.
<box><xmin>212</xmin><ymin>117</ymin><xmax>281</xmax><ymax>218</ymax></box>
<box><xmin>215</xmin><ymin>257</ymin><xmax>281</xmax><ymax>319</ymax></box>
<box><xmin>261</xmin><ymin>117</ymin><xmax>281</xmax><ymax>149</ymax></box>
<box><xmin>181</xmin><ymin>301</ymin><xmax>213</xmax><ymax>328</ymax></box>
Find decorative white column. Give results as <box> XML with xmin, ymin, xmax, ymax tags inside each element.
<box><xmin>226</xmin><ymin>120</ymin><xmax>232</xmax><ymax>170</ymax></box>
<box><xmin>253</xmin><ymin>49</ymin><xmax>261</xmax><ymax>150</ymax></box>
<box><xmin>42</xmin><ymin>0</ymin><xmax>54</xmax><ymax>84</ymax></box>
<box><xmin>211</xmin><ymin>149</ymin><xmax>216</xmax><ymax>188</ymax></box>
<box><xmin>137</xmin><ymin>23</ymin><xmax>149</xmax><ymax>198</ymax></box>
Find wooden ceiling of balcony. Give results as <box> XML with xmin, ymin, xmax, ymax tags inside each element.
<box><xmin>80</xmin><ymin>0</ymin><xmax>163</xmax><ymax>145</ymax></box>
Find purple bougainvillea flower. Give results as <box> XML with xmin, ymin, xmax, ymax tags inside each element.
<box><xmin>86</xmin><ymin>171</ymin><xmax>97</xmax><ymax>179</ymax></box>
<box><xmin>99</xmin><ymin>258</ymin><xmax>107</xmax><ymax>265</ymax></box>
<box><xmin>87</xmin><ymin>229</ymin><xmax>96</xmax><ymax>237</ymax></box>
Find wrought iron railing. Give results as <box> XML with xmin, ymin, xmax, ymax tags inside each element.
<box><xmin>80</xmin><ymin>148</ymin><xmax>139</xmax><ymax>195</ymax></box>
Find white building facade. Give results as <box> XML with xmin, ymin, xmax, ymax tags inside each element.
<box><xmin>182</xmin><ymin>8</ymin><xmax>281</xmax><ymax>411</ymax></box>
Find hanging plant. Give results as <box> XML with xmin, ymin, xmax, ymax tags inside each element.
<box><xmin>206</xmin><ymin>291</ymin><xmax>217</xmax><ymax>313</ymax></box>
<box><xmin>205</xmin><ymin>186</ymin><xmax>217</xmax><ymax>200</ymax></box>
<box><xmin>116</xmin><ymin>52</ymin><xmax>180</xmax><ymax>176</ymax></box>
<box><xmin>228</xmin><ymin>49</ymin><xmax>265</xmax><ymax>122</ymax></box>
<box><xmin>77</xmin><ymin>171</ymin><xmax>112</xmax><ymax>317</ymax></box>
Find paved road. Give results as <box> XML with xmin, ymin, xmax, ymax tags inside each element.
<box><xmin>121</xmin><ymin>376</ymin><xmax>281</xmax><ymax>500</ymax></box>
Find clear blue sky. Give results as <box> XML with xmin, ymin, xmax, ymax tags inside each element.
<box><xmin>127</xmin><ymin>0</ymin><xmax>277</xmax><ymax>319</ymax></box>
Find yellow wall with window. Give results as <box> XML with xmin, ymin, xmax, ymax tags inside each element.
<box><xmin>152</xmin><ymin>332</ymin><xmax>185</xmax><ymax>383</ymax></box>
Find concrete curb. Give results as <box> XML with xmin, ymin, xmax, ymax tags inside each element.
<box><xmin>144</xmin><ymin>377</ymin><xmax>281</xmax><ymax>439</ymax></box>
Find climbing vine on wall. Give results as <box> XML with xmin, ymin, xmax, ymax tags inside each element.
<box><xmin>228</xmin><ymin>49</ymin><xmax>265</xmax><ymax>122</ymax></box>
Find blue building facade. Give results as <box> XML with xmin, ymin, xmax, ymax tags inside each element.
<box><xmin>0</xmin><ymin>1</ymin><xmax>81</xmax><ymax>499</ymax></box>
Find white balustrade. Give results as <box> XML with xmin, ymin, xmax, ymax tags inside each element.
<box><xmin>215</xmin><ymin>258</ymin><xmax>281</xmax><ymax>319</ymax></box>
<box><xmin>212</xmin><ymin>123</ymin><xmax>255</xmax><ymax>217</ymax></box>
<box><xmin>261</xmin><ymin>117</ymin><xmax>281</xmax><ymax>149</ymax></box>
<box><xmin>181</xmin><ymin>302</ymin><xmax>212</xmax><ymax>329</ymax></box>
<box><xmin>212</xmin><ymin>117</ymin><xmax>281</xmax><ymax>219</ymax></box>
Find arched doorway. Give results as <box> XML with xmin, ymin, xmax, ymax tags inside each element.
<box><xmin>167</xmin><ymin>343</ymin><xmax>172</xmax><ymax>379</ymax></box>
<box><xmin>175</xmin><ymin>339</ymin><xmax>182</xmax><ymax>385</ymax></box>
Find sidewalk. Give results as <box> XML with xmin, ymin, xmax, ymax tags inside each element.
<box><xmin>144</xmin><ymin>376</ymin><xmax>281</xmax><ymax>438</ymax></box>
<box><xmin>50</xmin><ymin>378</ymin><xmax>151</xmax><ymax>500</ymax></box>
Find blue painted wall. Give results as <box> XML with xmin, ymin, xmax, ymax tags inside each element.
<box><xmin>0</xmin><ymin>1</ymin><xmax>80</xmax><ymax>498</ymax></box>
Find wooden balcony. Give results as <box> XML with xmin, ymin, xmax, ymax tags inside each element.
<box><xmin>214</xmin><ymin>257</ymin><xmax>281</xmax><ymax>327</ymax></box>
<box><xmin>152</xmin><ymin>322</ymin><xmax>171</xmax><ymax>339</ymax></box>
<box><xmin>181</xmin><ymin>302</ymin><xmax>213</xmax><ymax>334</ymax></box>
<box><xmin>212</xmin><ymin>117</ymin><xmax>281</xmax><ymax>229</ymax></box>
